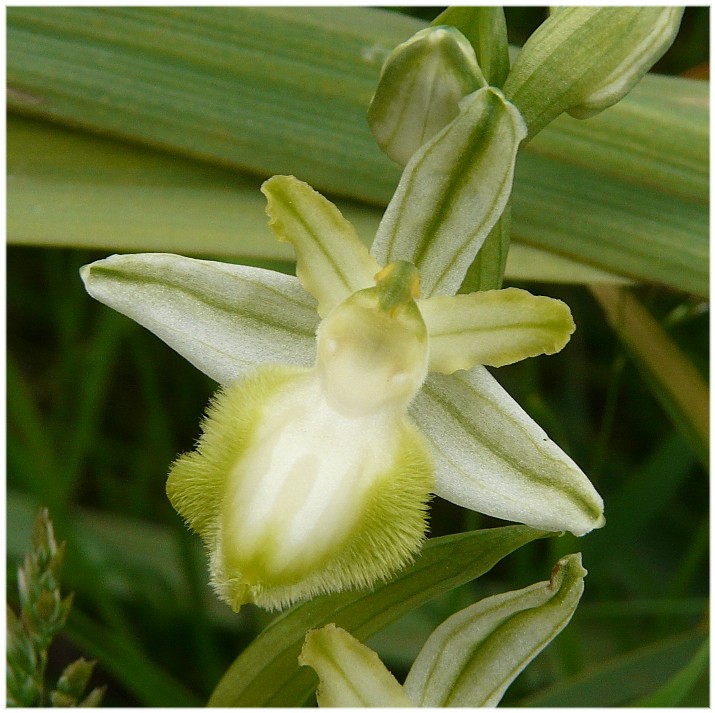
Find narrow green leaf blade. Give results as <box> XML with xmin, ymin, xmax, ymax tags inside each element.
<box><xmin>6</xmin><ymin>116</ymin><xmax>634</xmax><ymax>288</ymax></box>
<box><xmin>6</xmin><ymin>6</ymin><xmax>414</xmax><ymax>205</ymax></box>
<box><xmin>513</xmin><ymin>148</ymin><xmax>708</xmax><ymax>297</ymax></box>
<box><xmin>590</xmin><ymin>285</ymin><xmax>709</xmax><ymax>465</ymax></box>
<box><xmin>64</xmin><ymin>609</ymin><xmax>201</xmax><ymax>707</ymax></box>
<box><xmin>208</xmin><ymin>525</ymin><xmax>554</xmax><ymax>707</ymax></box>
<box><xmin>8</xmin><ymin>9</ymin><xmax>706</xmax><ymax>295</ymax></box>
<box><xmin>520</xmin><ymin>629</ymin><xmax>707</xmax><ymax>706</ymax></box>
<box><xmin>634</xmin><ymin>638</ymin><xmax>709</xmax><ymax>706</ymax></box>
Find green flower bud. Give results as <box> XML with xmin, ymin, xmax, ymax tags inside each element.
<box><xmin>504</xmin><ymin>7</ymin><xmax>684</xmax><ymax>138</ymax></box>
<box><xmin>368</xmin><ymin>25</ymin><xmax>485</xmax><ymax>166</ymax></box>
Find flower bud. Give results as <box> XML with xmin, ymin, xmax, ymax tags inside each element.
<box><xmin>504</xmin><ymin>7</ymin><xmax>684</xmax><ymax>138</ymax></box>
<box><xmin>368</xmin><ymin>25</ymin><xmax>485</xmax><ymax>166</ymax></box>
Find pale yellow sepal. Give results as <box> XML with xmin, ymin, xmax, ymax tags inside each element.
<box><xmin>262</xmin><ymin>175</ymin><xmax>380</xmax><ymax>317</ymax></box>
<box><xmin>418</xmin><ymin>287</ymin><xmax>575</xmax><ymax>374</ymax></box>
<box><xmin>300</xmin><ymin>624</ymin><xmax>413</xmax><ymax>707</ymax></box>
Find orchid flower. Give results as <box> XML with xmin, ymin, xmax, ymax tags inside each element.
<box><xmin>300</xmin><ymin>554</ymin><xmax>587</xmax><ymax>707</ymax></box>
<box><xmin>81</xmin><ymin>83</ymin><xmax>603</xmax><ymax>612</ymax></box>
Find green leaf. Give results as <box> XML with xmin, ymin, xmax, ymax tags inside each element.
<box><xmin>419</xmin><ymin>287</ymin><xmax>575</xmax><ymax>373</ymax></box>
<box><xmin>432</xmin><ymin>7</ymin><xmax>510</xmax><ymax>87</ymax></box>
<box><xmin>590</xmin><ymin>285</ymin><xmax>708</xmax><ymax>466</ymax></box>
<box><xmin>6</xmin><ymin>6</ymin><xmax>417</xmax><ymax>206</ymax></box>
<box><xmin>519</xmin><ymin>629</ymin><xmax>707</xmax><ymax>706</ymax></box>
<box><xmin>503</xmin><ymin>7</ymin><xmax>684</xmax><ymax>137</ymax></box>
<box><xmin>7</xmin><ymin>9</ymin><xmax>706</xmax><ymax>295</ymax></box>
<box><xmin>413</xmin><ymin>368</ymin><xmax>604</xmax><ymax>537</ymax></box>
<box><xmin>404</xmin><ymin>553</ymin><xmax>586</xmax><ymax>706</ymax></box>
<box><xmin>513</xmin><ymin>145</ymin><xmax>707</xmax><ymax>297</ymax></box>
<box><xmin>80</xmin><ymin>253</ymin><xmax>319</xmax><ymax>386</ymax></box>
<box><xmin>208</xmin><ymin>525</ymin><xmax>555</xmax><ymax>707</ymax></box>
<box><xmin>371</xmin><ymin>86</ymin><xmax>526</xmax><ymax>297</ymax></box>
<box><xmin>527</xmin><ymin>73</ymin><xmax>708</xmax><ymax>205</ymax></box>
<box><xmin>634</xmin><ymin>638</ymin><xmax>709</xmax><ymax>706</ymax></box>
<box><xmin>262</xmin><ymin>175</ymin><xmax>380</xmax><ymax>317</ymax></box>
<box><xmin>6</xmin><ymin>116</ymin><xmax>631</xmax><ymax>288</ymax></box>
<box><xmin>367</xmin><ymin>25</ymin><xmax>484</xmax><ymax>166</ymax></box>
<box><xmin>64</xmin><ymin>608</ymin><xmax>201</xmax><ymax>707</ymax></box>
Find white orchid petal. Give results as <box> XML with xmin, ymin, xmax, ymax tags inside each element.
<box><xmin>411</xmin><ymin>368</ymin><xmax>604</xmax><ymax>536</ymax></box>
<box><xmin>262</xmin><ymin>175</ymin><xmax>381</xmax><ymax>317</ymax></box>
<box><xmin>299</xmin><ymin>624</ymin><xmax>413</xmax><ymax>707</ymax></box>
<box><xmin>404</xmin><ymin>553</ymin><xmax>587</xmax><ymax>706</ymax></box>
<box><xmin>80</xmin><ymin>253</ymin><xmax>318</xmax><ymax>385</ymax></box>
<box><xmin>419</xmin><ymin>287</ymin><xmax>575</xmax><ymax>373</ymax></box>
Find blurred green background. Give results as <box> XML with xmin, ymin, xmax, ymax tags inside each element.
<box><xmin>7</xmin><ymin>6</ymin><xmax>709</xmax><ymax>707</ymax></box>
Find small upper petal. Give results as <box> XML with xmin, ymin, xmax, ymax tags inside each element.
<box><xmin>419</xmin><ymin>287</ymin><xmax>575</xmax><ymax>373</ymax></box>
<box><xmin>262</xmin><ymin>175</ymin><xmax>381</xmax><ymax>317</ymax></box>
